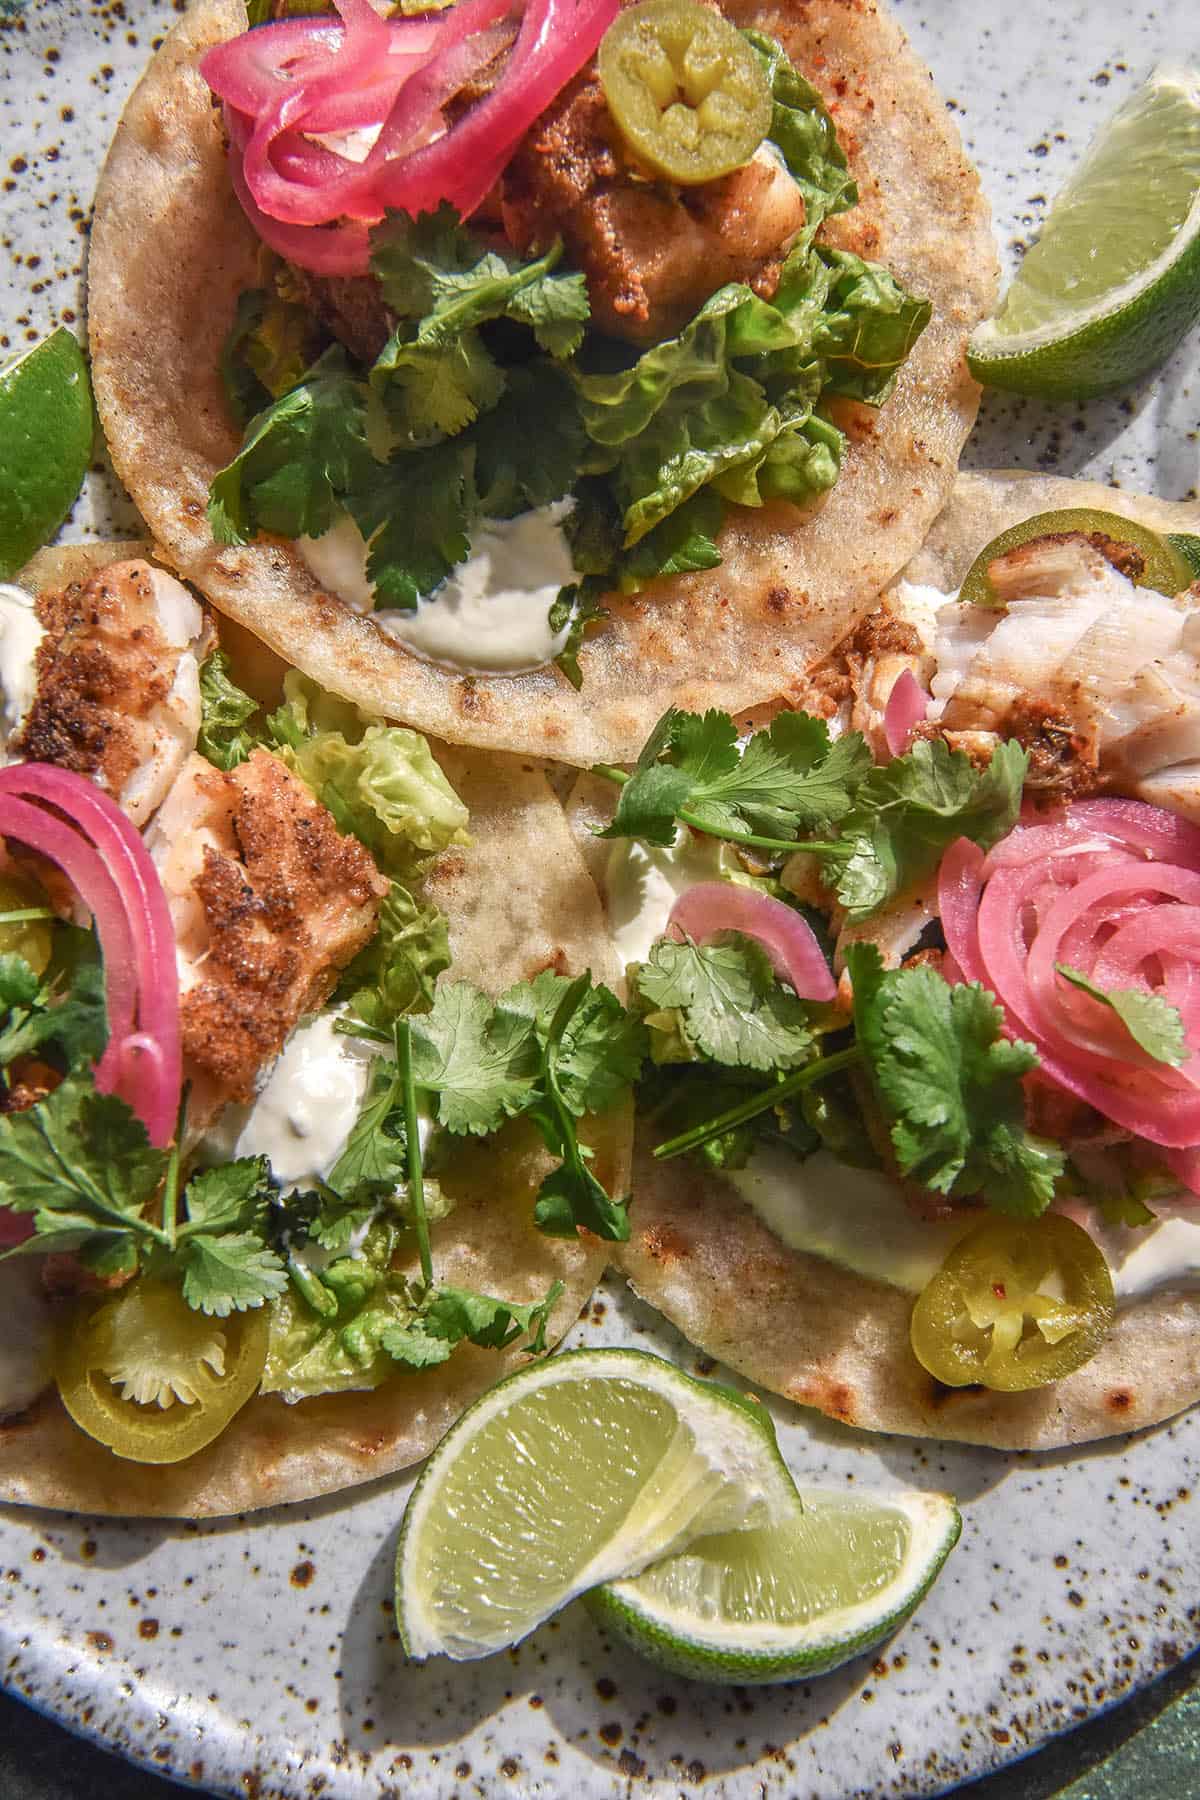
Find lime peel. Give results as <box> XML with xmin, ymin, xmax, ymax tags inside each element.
<box><xmin>587</xmin><ymin>1488</ymin><xmax>962</xmax><ymax>1684</ymax></box>
<box><xmin>0</xmin><ymin>327</ymin><xmax>94</xmax><ymax>579</ymax></box>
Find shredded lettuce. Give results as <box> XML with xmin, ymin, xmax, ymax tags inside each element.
<box><xmin>575</xmin><ymin>241</ymin><xmax>929</xmax><ymax>548</ymax></box>
<box><xmin>268</xmin><ymin>673</ymin><xmax>470</xmax><ymax>875</ymax></box>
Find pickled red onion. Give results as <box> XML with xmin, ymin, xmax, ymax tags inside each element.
<box><xmin>938</xmin><ymin>796</ymin><xmax>1200</xmax><ymax>1150</ymax></box>
<box><xmin>667</xmin><ymin>882</ymin><xmax>836</xmax><ymax>1002</ymax></box>
<box><xmin>0</xmin><ymin>766</ymin><xmax>181</xmax><ymax>1148</ymax></box>
<box><xmin>204</xmin><ymin>0</ymin><xmax>620</xmax><ymax>274</ymax></box>
<box><xmin>882</xmin><ymin>669</ymin><xmax>928</xmax><ymax>758</ymax></box>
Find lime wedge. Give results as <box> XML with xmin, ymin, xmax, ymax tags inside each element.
<box><xmin>587</xmin><ymin>1487</ymin><xmax>961</xmax><ymax>1684</ymax></box>
<box><xmin>394</xmin><ymin>1349</ymin><xmax>800</xmax><ymax>1662</ymax></box>
<box><xmin>959</xmin><ymin>507</ymin><xmax>1195</xmax><ymax>607</ymax></box>
<box><xmin>0</xmin><ymin>328</ymin><xmax>93</xmax><ymax>579</ymax></box>
<box><xmin>968</xmin><ymin>65</ymin><xmax>1200</xmax><ymax>399</ymax></box>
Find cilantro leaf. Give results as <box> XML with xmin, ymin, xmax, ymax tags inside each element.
<box><xmin>421</xmin><ymin>1278</ymin><xmax>564</xmax><ymax>1354</ymax></box>
<box><xmin>847</xmin><ymin>945</ymin><xmax>1064</xmax><ymax>1216</ymax></box>
<box><xmin>548</xmin><ymin>579</ymin><xmax>608</xmax><ymax>691</ymax></box>
<box><xmin>0</xmin><ymin>955</ymin><xmax>108</xmax><ymax>1073</ymax></box>
<box><xmin>602</xmin><ymin>707</ymin><xmax>871</xmax><ymax>849</ymax></box>
<box><xmin>0</xmin><ymin>1073</ymin><xmax>167</xmax><ymax>1223</ymax></box>
<box><xmin>378</xmin><ymin>1316</ymin><xmax>455</xmax><ymax>1369</ymax></box>
<box><xmin>209</xmin><ymin>347</ymin><xmax>375</xmax><ymax>545</ymax></box>
<box><xmin>180</xmin><ymin>1232</ymin><xmax>288</xmax><ymax>1318</ymax></box>
<box><xmin>533</xmin><ymin>1155</ymin><xmax>629</xmax><ymax>1242</ymax></box>
<box><xmin>829</xmin><ymin>738</ymin><xmax>1027</xmax><ymax>922</ymax></box>
<box><xmin>347</xmin><ymin>439</ymin><xmax>476</xmax><ymax>611</ymax></box>
<box><xmin>327</xmin><ymin>1058</ymin><xmax>409</xmax><ymax>1195</ymax></box>
<box><xmin>410</xmin><ymin>983</ymin><xmax>539</xmax><ymax>1135</ymax></box>
<box><xmin>636</xmin><ymin>935</ymin><xmax>816</xmax><ymax>1072</ymax></box>
<box><xmin>471</xmin><ymin>363</ymin><xmax>585</xmax><ymax>520</ymax></box>
<box><xmin>372</xmin><ymin>328</ymin><xmax>506</xmax><ymax>442</ymax></box>
<box><xmin>500</xmin><ymin>969</ymin><xmax>647</xmax><ymax>1117</ymax></box>
<box><xmin>197</xmin><ymin>650</ymin><xmax>262</xmax><ymax>771</ymax></box>
<box><xmin>370</xmin><ymin>206</ymin><xmax>589</xmax><ymax>357</ymax></box>
<box><xmin>0</xmin><ymin>955</ymin><xmax>38</xmax><ymax>1011</ymax></box>
<box><xmin>1056</xmin><ymin>965</ymin><xmax>1189</xmax><ymax>1068</ymax></box>
<box><xmin>181</xmin><ymin>1156</ymin><xmax>273</xmax><ymax>1237</ymax></box>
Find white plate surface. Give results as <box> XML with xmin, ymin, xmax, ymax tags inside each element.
<box><xmin>0</xmin><ymin>2</ymin><xmax>1197</xmax><ymax>1795</ymax></box>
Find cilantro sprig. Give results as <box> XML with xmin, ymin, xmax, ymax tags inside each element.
<box><xmin>635</xmin><ymin>934</ymin><xmax>817</xmax><ymax>1073</ymax></box>
<box><xmin>845</xmin><ymin>945</ymin><xmax>1064</xmax><ymax>1216</ymax></box>
<box><xmin>0</xmin><ymin>1081</ymin><xmax>288</xmax><ymax>1312</ymax></box>
<box><xmin>596</xmin><ymin>707</ymin><xmax>870</xmax><ymax>853</ymax></box>
<box><xmin>320</xmin><ymin>1016</ymin><xmax>564</xmax><ymax>1372</ymax></box>
<box><xmin>647</xmin><ymin>940</ymin><xmax>1064</xmax><ymax>1220</ymax></box>
<box><xmin>596</xmin><ymin>708</ymin><xmax>1027</xmax><ymax>922</ymax></box>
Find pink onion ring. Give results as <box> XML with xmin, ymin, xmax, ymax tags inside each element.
<box><xmin>207</xmin><ymin>0</ymin><xmax>619</xmax><ymax>274</ymax></box>
<box><xmin>939</xmin><ymin>796</ymin><xmax>1200</xmax><ymax>1151</ymax></box>
<box><xmin>0</xmin><ymin>766</ymin><xmax>181</xmax><ymax>1147</ymax></box>
<box><xmin>667</xmin><ymin>882</ymin><xmax>836</xmax><ymax>1002</ymax></box>
<box><xmin>882</xmin><ymin>669</ymin><xmax>928</xmax><ymax>758</ymax></box>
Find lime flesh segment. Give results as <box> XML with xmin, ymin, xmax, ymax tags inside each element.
<box><xmin>959</xmin><ymin>507</ymin><xmax>1194</xmax><ymax>608</ymax></box>
<box><xmin>395</xmin><ymin>1349</ymin><xmax>800</xmax><ymax>1662</ymax></box>
<box><xmin>588</xmin><ymin>1488</ymin><xmax>961</xmax><ymax>1685</ymax></box>
<box><xmin>968</xmin><ymin>65</ymin><xmax>1200</xmax><ymax>399</ymax></box>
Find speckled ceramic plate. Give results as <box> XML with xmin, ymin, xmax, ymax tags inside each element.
<box><xmin>0</xmin><ymin>2</ymin><xmax>1198</xmax><ymax>1796</ymax></box>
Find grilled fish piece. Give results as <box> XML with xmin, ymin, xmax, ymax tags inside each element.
<box><xmin>10</xmin><ymin>559</ymin><xmax>212</xmax><ymax>828</ymax></box>
<box><xmin>147</xmin><ymin>748</ymin><xmax>388</xmax><ymax>1126</ymax></box>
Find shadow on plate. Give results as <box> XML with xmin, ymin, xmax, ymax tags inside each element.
<box><xmin>333</xmin><ymin>1523</ymin><xmax>891</xmax><ymax>1788</ymax></box>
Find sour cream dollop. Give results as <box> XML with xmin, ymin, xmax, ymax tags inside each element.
<box><xmin>300</xmin><ymin>505</ymin><xmax>574</xmax><ymax>676</ymax></box>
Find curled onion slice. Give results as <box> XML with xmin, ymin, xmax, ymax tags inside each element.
<box><xmin>205</xmin><ymin>0</ymin><xmax>619</xmax><ymax>274</ymax></box>
<box><xmin>0</xmin><ymin>766</ymin><xmax>181</xmax><ymax>1147</ymax></box>
<box><xmin>883</xmin><ymin>669</ymin><xmax>928</xmax><ymax>758</ymax></box>
<box><xmin>939</xmin><ymin>795</ymin><xmax>1200</xmax><ymax>1150</ymax></box>
<box><xmin>667</xmin><ymin>882</ymin><xmax>836</xmax><ymax>1002</ymax></box>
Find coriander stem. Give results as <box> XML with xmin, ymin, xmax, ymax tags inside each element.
<box><xmin>652</xmin><ymin>1046</ymin><xmax>861</xmax><ymax>1162</ymax></box>
<box><xmin>589</xmin><ymin>765</ymin><xmax>852</xmax><ymax>858</ymax></box>
<box><xmin>0</xmin><ymin>907</ymin><xmax>57</xmax><ymax>924</ymax></box>
<box><xmin>161</xmin><ymin>1084</ymin><xmax>190</xmax><ymax>1248</ymax></box>
<box><xmin>396</xmin><ymin>1018</ymin><xmax>433</xmax><ymax>1289</ymax></box>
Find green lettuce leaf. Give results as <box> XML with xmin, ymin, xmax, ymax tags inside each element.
<box><xmin>338</xmin><ymin>881</ymin><xmax>452</xmax><ymax>1030</ymax></box>
<box><xmin>743</xmin><ymin>29</ymin><xmax>856</xmax><ymax>230</ymax></box>
<box><xmin>573</xmin><ymin>233</ymin><xmax>924</xmax><ymax>548</ymax></box>
<box><xmin>268</xmin><ymin>672</ymin><xmax>470</xmax><ymax>876</ymax></box>
<box><xmin>261</xmin><ymin>1224</ymin><xmax>419</xmax><ymax>1399</ymax></box>
<box><xmin>815</xmin><ymin>250</ymin><xmax>933</xmax><ymax>406</ymax></box>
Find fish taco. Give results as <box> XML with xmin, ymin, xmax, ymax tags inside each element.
<box><xmin>89</xmin><ymin>0</ymin><xmax>995</xmax><ymax>765</ymax></box>
<box><xmin>0</xmin><ymin>541</ymin><xmax>634</xmax><ymax>1516</ymax></box>
<box><xmin>570</xmin><ymin>471</ymin><xmax>1200</xmax><ymax>1449</ymax></box>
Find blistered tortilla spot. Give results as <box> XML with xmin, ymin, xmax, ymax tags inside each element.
<box><xmin>642</xmin><ymin>1224</ymin><xmax>691</xmax><ymax>1266</ymax></box>
<box><xmin>1107</xmin><ymin>1388</ymin><xmax>1135</xmax><ymax>1415</ymax></box>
